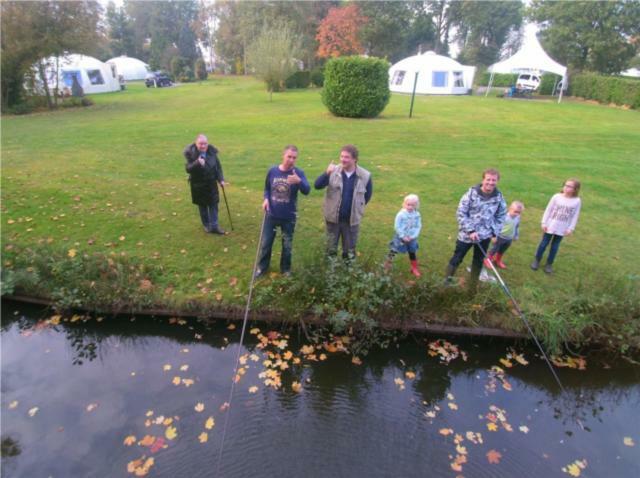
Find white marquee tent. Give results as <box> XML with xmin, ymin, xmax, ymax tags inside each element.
<box><xmin>389</xmin><ymin>51</ymin><xmax>476</xmax><ymax>95</ymax></box>
<box><xmin>487</xmin><ymin>24</ymin><xmax>568</xmax><ymax>102</ymax></box>
<box><xmin>37</xmin><ymin>54</ymin><xmax>121</xmax><ymax>95</ymax></box>
<box><xmin>106</xmin><ymin>55</ymin><xmax>150</xmax><ymax>81</ymax></box>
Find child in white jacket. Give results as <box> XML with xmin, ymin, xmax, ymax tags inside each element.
<box><xmin>531</xmin><ymin>178</ymin><xmax>582</xmax><ymax>274</ymax></box>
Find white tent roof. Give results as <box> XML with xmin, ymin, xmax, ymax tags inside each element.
<box><xmin>394</xmin><ymin>51</ymin><xmax>468</xmax><ymax>72</ymax></box>
<box><xmin>36</xmin><ymin>53</ymin><xmax>121</xmax><ymax>94</ymax></box>
<box><xmin>106</xmin><ymin>55</ymin><xmax>150</xmax><ymax>81</ymax></box>
<box><xmin>489</xmin><ymin>24</ymin><xmax>567</xmax><ymax>82</ymax></box>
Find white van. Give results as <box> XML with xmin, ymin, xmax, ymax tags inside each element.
<box><xmin>516</xmin><ymin>73</ymin><xmax>541</xmax><ymax>91</ymax></box>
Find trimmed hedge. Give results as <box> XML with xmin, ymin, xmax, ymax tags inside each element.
<box><xmin>476</xmin><ymin>72</ymin><xmax>518</xmax><ymax>87</ymax></box>
<box><xmin>322</xmin><ymin>56</ymin><xmax>390</xmax><ymax>118</ymax></box>
<box><xmin>285</xmin><ymin>70</ymin><xmax>311</xmax><ymax>89</ymax></box>
<box><xmin>570</xmin><ymin>73</ymin><xmax>640</xmax><ymax>109</ymax></box>
<box><xmin>310</xmin><ymin>67</ymin><xmax>324</xmax><ymax>87</ymax></box>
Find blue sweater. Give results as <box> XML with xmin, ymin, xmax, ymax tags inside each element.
<box><xmin>263</xmin><ymin>166</ymin><xmax>310</xmax><ymax>221</ymax></box>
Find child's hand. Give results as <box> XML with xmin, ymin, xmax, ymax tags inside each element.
<box><xmin>403</xmin><ymin>236</ymin><xmax>411</xmax><ymax>243</ymax></box>
<box><xmin>542</xmin><ymin>226</ymin><xmax>548</xmax><ymax>233</ymax></box>
<box><xmin>565</xmin><ymin>229</ymin><xmax>573</xmax><ymax>236</ymax></box>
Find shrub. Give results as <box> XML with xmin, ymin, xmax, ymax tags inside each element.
<box><xmin>178</xmin><ymin>66</ymin><xmax>195</xmax><ymax>83</ymax></box>
<box><xmin>322</xmin><ymin>56</ymin><xmax>390</xmax><ymax>118</ymax></box>
<box><xmin>570</xmin><ymin>72</ymin><xmax>640</xmax><ymax>109</ymax></box>
<box><xmin>310</xmin><ymin>67</ymin><xmax>324</xmax><ymax>87</ymax></box>
<box><xmin>195</xmin><ymin>59</ymin><xmax>208</xmax><ymax>81</ymax></box>
<box><xmin>476</xmin><ymin>71</ymin><xmax>518</xmax><ymax>87</ymax></box>
<box><xmin>60</xmin><ymin>97</ymin><xmax>94</xmax><ymax>109</ymax></box>
<box><xmin>285</xmin><ymin>70</ymin><xmax>311</xmax><ymax>89</ymax></box>
<box><xmin>170</xmin><ymin>56</ymin><xmax>195</xmax><ymax>83</ymax></box>
<box><xmin>539</xmin><ymin>74</ymin><xmax>562</xmax><ymax>95</ymax></box>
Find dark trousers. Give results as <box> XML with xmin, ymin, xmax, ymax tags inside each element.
<box><xmin>258</xmin><ymin>215</ymin><xmax>295</xmax><ymax>273</ymax></box>
<box><xmin>535</xmin><ymin>233</ymin><xmax>563</xmax><ymax>265</ymax></box>
<box><xmin>198</xmin><ymin>203</ymin><xmax>219</xmax><ymax>231</ymax></box>
<box><xmin>489</xmin><ymin>237</ymin><xmax>513</xmax><ymax>255</ymax></box>
<box><xmin>326</xmin><ymin>220</ymin><xmax>360</xmax><ymax>258</ymax></box>
<box><xmin>448</xmin><ymin>238</ymin><xmax>492</xmax><ymax>282</ymax></box>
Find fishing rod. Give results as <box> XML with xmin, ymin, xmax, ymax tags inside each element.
<box><xmin>220</xmin><ymin>183</ymin><xmax>234</xmax><ymax>231</ymax></box>
<box><xmin>215</xmin><ymin>210</ymin><xmax>266</xmax><ymax>474</ymax></box>
<box><xmin>476</xmin><ymin>241</ymin><xmax>566</xmax><ymax>395</ymax></box>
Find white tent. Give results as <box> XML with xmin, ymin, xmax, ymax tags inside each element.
<box><xmin>487</xmin><ymin>24</ymin><xmax>568</xmax><ymax>103</ymax></box>
<box><xmin>36</xmin><ymin>54</ymin><xmax>121</xmax><ymax>95</ymax></box>
<box><xmin>621</xmin><ymin>67</ymin><xmax>640</xmax><ymax>78</ymax></box>
<box><xmin>106</xmin><ymin>55</ymin><xmax>150</xmax><ymax>81</ymax></box>
<box><xmin>389</xmin><ymin>51</ymin><xmax>476</xmax><ymax>95</ymax></box>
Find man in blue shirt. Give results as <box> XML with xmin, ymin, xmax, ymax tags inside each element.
<box><xmin>314</xmin><ymin>145</ymin><xmax>372</xmax><ymax>259</ymax></box>
<box><xmin>256</xmin><ymin>145</ymin><xmax>310</xmax><ymax>277</ymax></box>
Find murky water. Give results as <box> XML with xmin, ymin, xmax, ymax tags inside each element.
<box><xmin>2</xmin><ymin>301</ymin><xmax>639</xmax><ymax>478</ymax></box>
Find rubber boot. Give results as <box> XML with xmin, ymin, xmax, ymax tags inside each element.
<box><xmin>410</xmin><ymin>259</ymin><xmax>421</xmax><ymax>278</ymax></box>
<box><xmin>494</xmin><ymin>253</ymin><xmax>506</xmax><ymax>269</ymax></box>
<box><xmin>483</xmin><ymin>254</ymin><xmax>493</xmax><ymax>269</ymax></box>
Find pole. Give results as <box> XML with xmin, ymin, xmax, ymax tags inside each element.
<box><xmin>485</xmin><ymin>71</ymin><xmax>495</xmax><ymax>97</ymax></box>
<box><xmin>220</xmin><ymin>183</ymin><xmax>234</xmax><ymax>231</ymax></box>
<box><xmin>409</xmin><ymin>72</ymin><xmax>419</xmax><ymax>118</ymax></box>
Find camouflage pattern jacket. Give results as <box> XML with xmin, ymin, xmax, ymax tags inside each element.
<box><xmin>456</xmin><ymin>184</ymin><xmax>507</xmax><ymax>242</ymax></box>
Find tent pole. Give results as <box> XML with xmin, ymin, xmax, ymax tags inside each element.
<box><xmin>485</xmin><ymin>71</ymin><xmax>494</xmax><ymax>97</ymax></box>
<box><xmin>409</xmin><ymin>72</ymin><xmax>419</xmax><ymax>118</ymax></box>
<box><xmin>558</xmin><ymin>81</ymin><xmax>564</xmax><ymax>104</ymax></box>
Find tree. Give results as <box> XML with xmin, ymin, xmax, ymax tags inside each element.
<box><xmin>106</xmin><ymin>1</ymin><xmax>135</xmax><ymax>57</ymax></box>
<box><xmin>1</xmin><ymin>1</ymin><xmax>102</xmax><ymax>110</ymax></box>
<box><xmin>426</xmin><ymin>0</ymin><xmax>454</xmax><ymax>55</ymax></box>
<box><xmin>316</xmin><ymin>4</ymin><xmax>367</xmax><ymax>58</ymax></box>
<box><xmin>246</xmin><ymin>23</ymin><xmax>301</xmax><ymax>101</ymax></box>
<box><xmin>529</xmin><ymin>0</ymin><xmax>640</xmax><ymax>74</ymax></box>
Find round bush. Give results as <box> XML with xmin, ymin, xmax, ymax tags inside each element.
<box><xmin>322</xmin><ymin>56</ymin><xmax>390</xmax><ymax>118</ymax></box>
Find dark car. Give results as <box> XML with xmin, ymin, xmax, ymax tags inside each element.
<box><xmin>145</xmin><ymin>71</ymin><xmax>173</xmax><ymax>88</ymax></box>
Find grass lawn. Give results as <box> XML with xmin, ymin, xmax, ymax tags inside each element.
<box><xmin>2</xmin><ymin>76</ymin><xmax>639</xmax><ymax>349</ymax></box>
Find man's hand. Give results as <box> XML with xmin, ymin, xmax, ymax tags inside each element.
<box><xmin>287</xmin><ymin>172</ymin><xmax>301</xmax><ymax>185</ymax></box>
<box><xmin>262</xmin><ymin>198</ymin><xmax>269</xmax><ymax>212</ymax></box>
<box><xmin>326</xmin><ymin>162</ymin><xmax>336</xmax><ymax>175</ymax></box>
<box><xmin>469</xmin><ymin>232</ymin><xmax>479</xmax><ymax>242</ymax></box>
<box><xmin>197</xmin><ymin>157</ymin><xmax>205</xmax><ymax>166</ymax></box>
<box><xmin>219</xmin><ymin>180</ymin><xmax>226</xmax><ymax>187</ymax></box>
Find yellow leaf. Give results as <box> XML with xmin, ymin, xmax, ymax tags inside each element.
<box><xmin>163</xmin><ymin>418</ymin><xmax>173</xmax><ymax>426</ymax></box>
<box><xmin>205</xmin><ymin>417</ymin><xmax>215</xmax><ymax>430</ymax></box>
<box><xmin>123</xmin><ymin>435</ymin><xmax>136</xmax><ymax>446</ymax></box>
<box><xmin>351</xmin><ymin>356</ymin><xmax>362</xmax><ymax>365</ymax></box>
<box><xmin>180</xmin><ymin>364</ymin><xmax>189</xmax><ymax>372</ymax></box>
<box><xmin>499</xmin><ymin>358</ymin><xmax>513</xmax><ymax>368</ymax></box>
<box><xmin>487</xmin><ymin>422</ymin><xmax>498</xmax><ymax>432</ymax></box>
<box><xmin>564</xmin><ymin>463</ymin><xmax>581</xmax><ymax>477</ymax></box>
<box><xmin>283</xmin><ymin>350</ymin><xmax>293</xmax><ymax>361</ymax></box>
<box><xmin>49</xmin><ymin>315</ymin><xmax>61</xmax><ymax>325</ymax></box>
<box><xmin>194</xmin><ymin>403</ymin><xmax>205</xmax><ymax>413</ymax></box>
<box><xmin>67</xmin><ymin>249</ymin><xmax>77</xmax><ymax>258</ymax></box>
<box><xmin>145</xmin><ymin>410</ymin><xmax>154</xmax><ymax>417</ymax></box>
<box><xmin>439</xmin><ymin>428</ymin><xmax>453</xmax><ymax>436</ymax></box>
<box><xmin>138</xmin><ymin>435</ymin><xmax>155</xmax><ymax>447</ymax></box>
<box><xmin>165</xmin><ymin>426</ymin><xmax>177</xmax><ymax>440</ymax></box>
<box><xmin>172</xmin><ymin>376</ymin><xmax>181</xmax><ymax>386</ymax></box>
<box><xmin>291</xmin><ymin>381</ymin><xmax>302</xmax><ymax>393</ymax></box>
<box><xmin>8</xmin><ymin>400</ymin><xmax>18</xmax><ymax>409</ymax></box>
<box><xmin>86</xmin><ymin>403</ymin><xmax>98</xmax><ymax>412</ymax></box>
<box><xmin>249</xmin><ymin>328</ymin><xmax>260</xmax><ymax>335</ymax></box>
<box><xmin>28</xmin><ymin>407</ymin><xmax>39</xmax><ymax>417</ymax></box>
<box><xmin>198</xmin><ymin>432</ymin><xmax>208</xmax><ymax>443</ymax></box>
<box><xmin>248</xmin><ymin>386</ymin><xmax>258</xmax><ymax>394</ymax></box>
<box><xmin>227</xmin><ymin>323</ymin><xmax>236</xmax><ymax>330</ymax></box>
<box><xmin>405</xmin><ymin>371</ymin><xmax>416</xmax><ymax>380</ymax></box>
<box><xmin>623</xmin><ymin>437</ymin><xmax>635</xmax><ymax>447</ymax></box>
<box><xmin>300</xmin><ymin>345</ymin><xmax>314</xmax><ymax>355</ymax></box>
<box><xmin>182</xmin><ymin>378</ymin><xmax>194</xmax><ymax>387</ymax></box>
<box><xmin>119</xmin><ymin>235</ymin><xmax>125</xmax><ymax>241</ymax></box>
<box><xmin>163</xmin><ymin>364</ymin><xmax>172</xmax><ymax>371</ymax></box>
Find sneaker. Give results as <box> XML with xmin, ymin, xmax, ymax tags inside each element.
<box><xmin>253</xmin><ymin>269</ymin><xmax>267</xmax><ymax>279</ymax></box>
<box><xmin>210</xmin><ymin>226</ymin><xmax>226</xmax><ymax>235</ymax></box>
<box><xmin>544</xmin><ymin>264</ymin><xmax>553</xmax><ymax>274</ymax></box>
<box><xmin>530</xmin><ymin>259</ymin><xmax>540</xmax><ymax>271</ymax></box>
<box><xmin>281</xmin><ymin>271</ymin><xmax>292</xmax><ymax>278</ymax></box>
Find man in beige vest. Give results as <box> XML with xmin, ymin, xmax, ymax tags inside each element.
<box><xmin>314</xmin><ymin>145</ymin><xmax>372</xmax><ymax>258</ymax></box>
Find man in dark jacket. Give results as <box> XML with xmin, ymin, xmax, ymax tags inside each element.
<box><xmin>183</xmin><ymin>134</ymin><xmax>226</xmax><ymax>234</ymax></box>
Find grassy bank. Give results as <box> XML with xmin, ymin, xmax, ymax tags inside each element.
<box><xmin>2</xmin><ymin>76</ymin><xmax>639</xmax><ymax>354</ymax></box>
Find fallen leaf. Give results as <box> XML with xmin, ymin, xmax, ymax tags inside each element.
<box><xmin>163</xmin><ymin>364</ymin><xmax>172</xmax><ymax>371</ymax></box>
<box><xmin>145</xmin><ymin>410</ymin><xmax>154</xmax><ymax>417</ymax></box>
<box><xmin>123</xmin><ymin>435</ymin><xmax>136</xmax><ymax>446</ymax></box>
<box><xmin>165</xmin><ymin>426</ymin><xmax>177</xmax><ymax>440</ymax></box>
<box><xmin>283</xmin><ymin>350</ymin><xmax>293</xmax><ymax>361</ymax></box>
<box><xmin>351</xmin><ymin>356</ymin><xmax>363</xmax><ymax>365</ymax></box>
<box><xmin>499</xmin><ymin>358</ymin><xmax>513</xmax><ymax>368</ymax></box>
<box><xmin>162</xmin><ymin>418</ymin><xmax>173</xmax><ymax>426</ymax></box>
<box><xmin>119</xmin><ymin>235</ymin><xmax>126</xmax><ymax>241</ymax></box>
<box><xmin>448</xmin><ymin>402</ymin><xmax>458</xmax><ymax>410</ymax></box>
<box><xmin>519</xmin><ymin>425</ymin><xmax>530</xmax><ymax>434</ymax></box>
<box><xmin>486</xmin><ymin>449</ymin><xmax>502</xmax><ymax>464</ymax></box>
<box><xmin>198</xmin><ymin>432</ymin><xmax>208</xmax><ymax>443</ymax></box>
<box><xmin>248</xmin><ymin>386</ymin><xmax>258</xmax><ymax>394</ymax></box>
<box><xmin>227</xmin><ymin>323</ymin><xmax>236</xmax><ymax>330</ymax></box>
<box><xmin>172</xmin><ymin>376</ymin><xmax>181</xmax><ymax>386</ymax></box>
<box><xmin>180</xmin><ymin>364</ymin><xmax>189</xmax><ymax>372</ymax></box>
<box><xmin>229</xmin><ymin>277</ymin><xmax>238</xmax><ymax>287</ymax></box>
<box><xmin>249</xmin><ymin>328</ymin><xmax>260</xmax><ymax>335</ymax></box>
<box><xmin>194</xmin><ymin>403</ymin><xmax>205</xmax><ymax>413</ymax></box>
<box><xmin>28</xmin><ymin>407</ymin><xmax>39</xmax><ymax>417</ymax></box>
<box><xmin>405</xmin><ymin>371</ymin><xmax>416</xmax><ymax>380</ymax></box>
<box><xmin>138</xmin><ymin>435</ymin><xmax>155</xmax><ymax>447</ymax></box>
<box><xmin>182</xmin><ymin>378</ymin><xmax>194</xmax><ymax>387</ymax></box>
<box><xmin>8</xmin><ymin>400</ymin><xmax>18</xmax><ymax>409</ymax></box>
<box><xmin>127</xmin><ymin>456</ymin><xmax>154</xmax><ymax>476</ymax></box>
<box><xmin>67</xmin><ymin>249</ymin><xmax>77</xmax><ymax>258</ymax></box>
<box><xmin>205</xmin><ymin>417</ymin><xmax>215</xmax><ymax>430</ymax></box>
<box><xmin>149</xmin><ymin>437</ymin><xmax>167</xmax><ymax>453</ymax></box>
<box><xmin>487</xmin><ymin>422</ymin><xmax>498</xmax><ymax>432</ymax></box>
<box><xmin>439</xmin><ymin>428</ymin><xmax>453</xmax><ymax>436</ymax></box>
<box><xmin>291</xmin><ymin>381</ymin><xmax>302</xmax><ymax>393</ymax></box>
<box><xmin>623</xmin><ymin>437</ymin><xmax>635</xmax><ymax>447</ymax></box>
<box><xmin>86</xmin><ymin>403</ymin><xmax>98</xmax><ymax>412</ymax></box>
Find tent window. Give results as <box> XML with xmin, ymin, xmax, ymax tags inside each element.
<box><xmin>453</xmin><ymin>71</ymin><xmax>464</xmax><ymax>87</ymax></box>
<box><xmin>62</xmin><ymin>70</ymin><xmax>82</xmax><ymax>88</ymax></box>
<box><xmin>87</xmin><ymin>69</ymin><xmax>104</xmax><ymax>85</ymax></box>
<box><xmin>432</xmin><ymin>71</ymin><xmax>447</xmax><ymax>87</ymax></box>
<box><xmin>392</xmin><ymin>70</ymin><xmax>406</xmax><ymax>85</ymax></box>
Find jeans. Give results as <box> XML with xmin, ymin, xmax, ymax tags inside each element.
<box><xmin>535</xmin><ymin>233</ymin><xmax>563</xmax><ymax>265</ymax></box>
<box><xmin>448</xmin><ymin>238</ymin><xmax>492</xmax><ymax>282</ymax></box>
<box><xmin>258</xmin><ymin>215</ymin><xmax>296</xmax><ymax>273</ymax></box>
<box><xmin>198</xmin><ymin>203</ymin><xmax>219</xmax><ymax>231</ymax></box>
<box><xmin>326</xmin><ymin>220</ymin><xmax>360</xmax><ymax>258</ymax></box>
<box><xmin>490</xmin><ymin>237</ymin><xmax>513</xmax><ymax>255</ymax></box>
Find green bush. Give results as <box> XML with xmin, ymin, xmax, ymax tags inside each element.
<box><xmin>285</xmin><ymin>70</ymin><xmax>311</xmax><ymax>89</ymax></box>
<box><xmin>539</xmin><ymin>74</ymin><xmax>562</xmax><ymax>95</ymax></box>
<box><xmin>170</xmin><ymin>56</ymin><xmax>195</xmax><ymax>83</ymax></box>
<box><xmin>322</xmin><ymin>56</ymin><xmax>390</xmax><ymax>118</ymax></box>
<box><xmin>194</xmin><ymin>59</ymin><xmax>208</xmax><ymax>81</ymax></box>
<box><xmin>178</xmin><ymin>66</ymin><xmax>195</xmax><ymax>83</ymax></box>
<box><xmin>476</xmin><ymin>72</ymin><xmax>518</xmax><ymax>87</ymax></box>
<box><xmin>310</xmin><ymin>67</ymin><xmax>324</xmax><ymax>87</ymax></box>
<box><xmin>570</xmin><ymin>73</ymin><xmax>640</xmax><ymax>109</ymax></box>
<box><xmin>60</xmin><ymin>97</ymin><xmax>94</xmax><ymax>108</ymax></box>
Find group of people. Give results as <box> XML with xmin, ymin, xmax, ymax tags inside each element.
<box><xmin>183</xmin><ymin>134</ymin><xmax>582</xmax><ymax>287</ymax></box>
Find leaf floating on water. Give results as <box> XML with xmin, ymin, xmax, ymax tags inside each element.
<box><xmin>146</xmin><ymin>410</ymin><xmax>154</xmax><ymax>417</ymax></box>
<box><xmin>283</xmin><ymin>350</ymin><xmax>293</xmax><ymax>361</ymax></box>
<box><xmin>149</xmin><ymin>437</ymin><xmax>167</xmax><ymax>454</ymax></box>
<box><xmin>165</xmin><ymin>426</ymin><xmax>177</xmax><ymax>440</ymax></box>
<box><xmin>227</xmin><ymin>323</ymin><xmax>236</xmax><ymax>330</ymax></box>
<box><xmin>562</xmin><ymin>459</ymin><xmax>587</xmax><ymax>476</ymax></box>
<box><xmin>487</xmin><ymin>422</ymin><xmax>498</xmax><ymax>432</ymax></box>
<box><xmin>181</xmin><ymin>348</ymin><xmax>189</xmax><ymax>353</ymax></box>
<box><xmin>138</xmin><ymin>435</ymin><xmax>155</xmax><ymax>447</ymax></box>
<box><xmin>249</xmin><ymin>328</ymin><xmax>260</xmax><ymax>335</ymax></box>
<box><xmin>220</xmin><ymin>402</ymin><xmax>229</xmax><ymax>412</ymax></box>
<box><xmin>198</xmin><ymin>432</ymin><xmax>208</xmax><ymax>443</ymax></box>
<box><xmin>394</xmin><ymin>377</ymin><xmax>405</xmax><ymax>390</ymax></box>
<box><xmin>351</xmin><ymin>356</ymin><xmax>362</xmax><ymax>365</ymax></box>
<box><xmin>163</xmin><ymin>364</ymin><xmax>172</xmax><ymax>371</ymax></box>
<box><xmin>172</xmin><ymin>376</ymin><xmax>181</xmax><ymax>386</ymax></box>
<box><xmin>248</xmin><ymin>386</ymin><xmax>258</xmax><ymax>394</ymax></box>
<box><xmin>8</xmin><ymin>400</ymin><xmax>18</xmax><ymax>409</ymax></box>
<box><xmin>28</xmin><ymin>407</ymin><xmax>39</xmax><ymax>417</ymax></box>
<box><xmin>448</xmin><ymin>402</ymin><xmax>458</xmax><ymax>410</ymax></box>
<box><xmin>154</xmin><ymin>416</ymin><xmax>165</xmax><ymax>425</ymax></box>
<box><xmin>300</xmin><ymin>345</ymin><xmax>315</xmax><ymax>355</ymax></box>
<box><xmin>519</xmin><ymin>425</ymin><xmax>530</xmax><ymax>434</ymax></box>
<box><xmin>180</xmin><ymin>364</ymin><xmax>189</xmax><ymax>372</ymax></box>
<box><xmin>162</xmin><ymin>418</ymin><xmax>173</xmax><ymax>426</ymax></box>
<box><xmin>123</xmin><ymin>435</ymin><xmax>136</xmax><ymax>446</ymax></box>
<box><xmin>623</xmin><ymin>437</ymin><xmax>635</xmax><ymax>447</ymax></box>
<box><xmin>291</xmin><ymin>382</ymin><xmax>302</xmax><ymax>393</ymax></box>
<box><xmin>86</xmin><ymin>403</ymin><xmax>99</xmax><ymax>412</ymax></box>
<box><xmin>405</xmin><ymin>371</ymin><xmax>416</xmax><ymax>380</ymax></box>
<box><xmin>499</xmin><ymin>358</ymin><xmax>513</xmax><ymax>368</ymax></box>
<box><xmin>194</xmin><ymin>403</ymin><xmax>205</xmax><ymax>413</ymax></box>
<box><xmin>439</xmin><ymin>428</ymin><xmax>453</xmax><ymax>436</ymax></box>
<box><xmin>182</xmin><ymin>378</ymin><xmax>195</xmax><ymax>387</ymax></box>
<box><xmin>205</xmin><ymin>417</ymin><xmax>215</xmax><ymax>430</ymax></box>
<box><xmin>486</xmin><ymin>449</ymin><xmax>502</xmax><ymax>464</ymax></box>
<box><xmin>127</xmin><ymin>456</ymin><xmax>154</xmax><ymax>476</ymax></box>
<box><xmin>551</xmin><ymin>355</ymin><xmax>587</xmax><ymax>370</ymax></box>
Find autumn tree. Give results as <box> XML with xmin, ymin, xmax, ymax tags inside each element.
<box><xmin>316</xmin><ymin>4</ymin><xmax>367</xmax><ymax>58</ymax></box>
<box><xmin>528</xmin><ymin>0</ymin><xmax>640</xmax><ymax>74</ymax></box>
<box><xmin>106</xmin><ymin>1</ymin><xmax>135</xmax><ymax>57</ymax></box>
<box><xmin>246</xmin><ymin>23</ymin><xmax>301</xmax><ymax>101</ymax></box>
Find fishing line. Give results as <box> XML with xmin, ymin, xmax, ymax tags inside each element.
<box><xmin>476</xmin><ymin>241</ymin><xmax>567</xmax><ymax>394</ymax></box>
<box><xmin>215</xmin><ymin>210</ymin><xmax>266</xmax><ymax>475</ymax></box>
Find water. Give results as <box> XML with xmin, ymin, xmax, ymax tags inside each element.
<box><xmin>2</xmin><ymin>300</ymin><xmax>639</xmax><ymax>477</ymax></box>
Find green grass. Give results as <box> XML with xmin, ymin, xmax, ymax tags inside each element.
<box><xmin>2</xmin><ymin>76</ymin><xmax>639</xmax><ymax>348</ymax></box>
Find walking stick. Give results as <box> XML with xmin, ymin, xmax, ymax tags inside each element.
<box><xmin>220</xmin><ymin>183</ymin><xmax>234</xmax><ymax>231</ymax></box>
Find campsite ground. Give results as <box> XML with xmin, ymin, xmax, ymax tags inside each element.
<box><xmin>2</xmin><ymin>76</ymin><xmax>639</xmax><ymax>354</ymax></box>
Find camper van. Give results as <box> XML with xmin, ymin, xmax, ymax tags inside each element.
<box><xmin>516</xmin><ymin>73</ymin><xmax>540</xmax><ymax>91</ymax></box>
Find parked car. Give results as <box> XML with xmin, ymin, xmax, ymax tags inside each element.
<box><xmin>145</xmin><ymin>71</ymin><xmax>173</xmax><ymax>88</ymax></box>
<box><xmin>516</xmin><ymin>73</ymin><xmax>540</xmax><ymax>91</ymax></box>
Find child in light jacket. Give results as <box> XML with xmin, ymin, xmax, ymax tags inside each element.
<box><xmin>385</xmin><ymin>194</ymin><xmax>422</xmax><ymax>277</ymax></box>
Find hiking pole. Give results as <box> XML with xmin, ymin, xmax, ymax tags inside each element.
<box><xmin>475</xmin><ymin>241</ymin><xmax>566</xmax><ymax>394</ymax></box>
<box><xmin>215</xmin><ymin>209</ymin><xmax>266</xmax><ymax>475</ymax></box>
<box><xmin>220</xmin><ymin>183</ymin><xmax>234</xmax><ymax>231</ymax></box>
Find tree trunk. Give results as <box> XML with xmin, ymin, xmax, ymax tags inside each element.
<box><xmin>37</xmin><ymin>61</ymin><xmax>54</xmax><ymax>110</ymax></box>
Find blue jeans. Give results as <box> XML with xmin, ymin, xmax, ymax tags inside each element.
<box><xmin>198</xmin><ymin>203</ymin><xmax>219</xmax><ymax>231</ymax></box>
<box><xmin>535</xmin><ymin>233</ymin><xmax>563</xmax><ymax>265</ymax></box>
<box><xmin>258</xmin><ymin>215</ymin><xmax>295</xmax><ymax>273</ymax></box>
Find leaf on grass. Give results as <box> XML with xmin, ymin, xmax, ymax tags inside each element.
<box><xmin>486</xmin><ymin>449</ymin><xmax>502</xmax><ymax>464</ymax></box>
<box><xmin>229</xmin><ymin>277</ymin><xmax>238</xmax><ymax>287</ymax></box>
<box><xmin>123</xmin><ymin>435</ymin><xmax>136</xmax><ymax>446</ymax></box>
<box><xmin>205</xmin><ymin>417</ymin><xmax>215</xmax><ymax>430</ymax></box>
<box><xmin>165</xmin><ymin>426</ymin><xmax>177</xmax><ymax>440</ymax></box>
<box><xmin>68</xmin><ymin>249</ymin><xmax>77</xmax><ymax>258</ymax></box>
<box><xmin>28</xmin><ymin>407</ymin><xmax>39</xmax><ymax>417</ymax></box>
<box><xmin>623</xmin><ymin>437</ymin><xmax>635</xmax><ymax>447</ymax></box>
<box><xmin>198</xmin><ymin>432</ymin><xmax>208</xmax><ymax>443</ymax></box>
<box><xmin>194</xmin><ymin>403</ymin><xmax>205</xmax><ymax>413</ymax></box>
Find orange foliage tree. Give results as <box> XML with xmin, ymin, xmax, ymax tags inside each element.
<box><xmin>316</xmin><ymin>4</ymin><xmax>367</xmax><ymax>59</ymax></box>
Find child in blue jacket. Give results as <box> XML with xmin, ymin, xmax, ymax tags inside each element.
<box><xmin>385</xmin><ymin>194</ymin><xmax>422</xmax><ymax>277</ymax></box>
